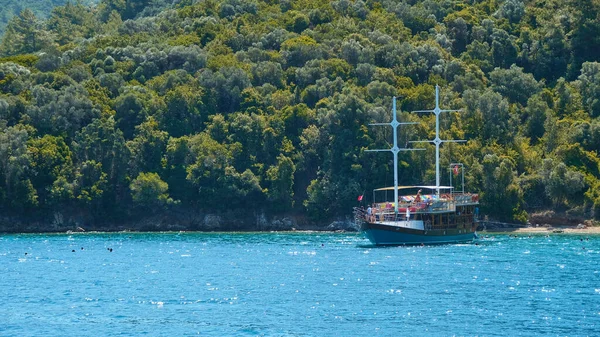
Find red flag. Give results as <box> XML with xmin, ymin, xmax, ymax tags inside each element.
<box><xmin>357</xmin><ymin>195</ymin><xmax>363</xmax><ymax>201</ymax></box>
<box><xmin>453</xmin><ymin>165</ymin><xmax>459</xmax><ymax>175</ymax></box>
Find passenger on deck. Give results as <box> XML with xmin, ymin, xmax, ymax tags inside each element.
<box><xmin>415</xmin><ymin>189</ymin><xmax>422</xmax><ymax>203</ymax></box>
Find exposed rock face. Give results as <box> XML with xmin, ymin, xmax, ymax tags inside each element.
<box><xmin>203</xmin><ymin>214</ymin><xmax>223</xmax><ymax>231</ymax></box>
<box><xmin>529</xmin><ymin>211</ymin><xmax>586</xmax><ymax>227</ymax></box>
<box><xmin>477</xmin><ymin>221</ymin><xmax>524</xmax><ymax>231</ymax></box>
<box><xmin>327</xmin><ymin>219</ymin><xmax>359</xmax><ymax>232</ymax></box>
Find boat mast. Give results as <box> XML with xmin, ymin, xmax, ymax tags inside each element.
<box><xmin>412</xmin><ymin>85</ymin><xmax>464</xmax><ymax>196</ymax></box>
<box><xmin>367</xmin><ymin>97</ymin><xmax>420</xmax><ymax>214</ymax></box>
<box><xmin>434</xmin><ymin>85</ymin><xmax>442</xmax><ymax>194</ymax></box>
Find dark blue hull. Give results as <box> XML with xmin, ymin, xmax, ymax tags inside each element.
<box><xmin>362</xmin><ymin>223</ymin><xmax>476</xmax><ymax>245</ymax></box>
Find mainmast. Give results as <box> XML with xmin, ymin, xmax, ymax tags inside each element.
<box><xmin>367</xmin><ymin>97</ymin><xmax>420</xmax><ymax>214</ymax></box>
<box><xmin>412</xmin><ymin>85</ymin><xmax>464</xmax><ymax>195</ymax></box>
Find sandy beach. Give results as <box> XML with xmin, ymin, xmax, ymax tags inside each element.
<box><xmin>483</xmin><ymin>226</ymin><xmax>600</xmax><ymax>234</ymax></box>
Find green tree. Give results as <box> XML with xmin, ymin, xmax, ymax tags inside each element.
<box><xmin>185</xmin><ymin>132</ymin><xmax>233</xmax><ymax>206</ymax></box>
<box><xmin>528</xmin><ymin>22</ymin><xmax>568</xmax><ymax>82</ymax></box>
<box><xmin>554</xmin><ymin>78</ymin><xmax>582</xmax><ymax>118</ymax></box>
<box><xmin>490</xmin><ymin>28</ymin><xmax>518</xmax><ymax>69</ymax></box>
<box><xmin>281</xmin><ymin>35</ymin><xmax>323</xmax><ymax>67</ymax></box>
<box><xmin>480</xmin><ymin>154</ymin><xmax>526</xmax><ymax>222</ymax></box>
<box><xmin>477</xmin><ymin>90</ymin><xmax>513</xmax><ymax>144</ymax></box>
<box><xmin>28</xmin><ymin>135</ymin><xmax>73</xmax><ymax>206</ymax></box>
<box><xmin>113</xmin><ymin>87</ymin><xmax>161</xmax><ymax>139</ymax></box>
<box><xmin>0</xmin><ymin>126</ymin><xmax>37</xmax><ymax>210</ymax></box>
<box><xmin>73</xmin><ymin>160</ymin><xmax>107</xmax><ymax>211</ymax></box>
<box><xmin>567</xmin><ymin>0</ymin><xmax>600</xmax><ymax>79</ymax></box>
<box><xmin>0</xmin><ymin>9</ymin><xmax>52</xmax><ymax>56</ymax></box>
<box><xmin>523</xmin><ymin>94</ymin><xmax>549</xmax><ymax>143</ymax></box>
<box><xmin>127</xmin><ymin>117</ymin><xmax>168</xmax><ymax>176</ymax></box>
<box><xmin>160</xmin><ymin>84</ymin><xmax>207</xmax><ymax>137</ymax></box>
<box><xmin>163</xmin><ymin>136</ymin><xmax>194</xmax><ymax>203</ymax></box>
<box><xmin>489</xmin><ymin>65</ymin><xmax>541</xmax><ymax>106</ymax></box>
<box><xmin>497</xmin><ymin>0</ymin><xmax>525</xmax><ymax>24</ymax></box>
<box><xmin>578</xmin><ymin>62</ymin><xmax>600</xmax><ymax>117</ymax></box>
<box><xmin>130</xmin><ymin>171</ymin><xmax>172</xmax><ymax>209</ymax></box>
<box><xmin>541</xmin><ymin>159</ymin><xmax>585</xmax><ymax>207</ymax></box>
<box><xmin>73</xmin><ymin>116</ymin><xmax>129</xmax><ymax>211</ymax></box>
<box><xmin>447</xmin><ymin>17</ymin><xmax>469</xmax><ymax>55</ymax></box>
<box><xmin>98</xmin><ymin>0</ymin><xmax>126</xmax><ymax>21</ymax></box>
<box><xmin>227</xmin><ymin>112</ymin><xmax>266</xmax><ymax>171</ymax></box>
<box><xmin>47</xmin><ymin>1</ymin><xmax>98</xmax><ymax>44</ymax></box>
<box><xmin>26</xmin><ymin>84</ymin><xmax>101</xmax><ymax>139</ymax></box>
<box><xmin>266</xmin><ymin>154</ymin><xmax>296</xmax><ymax>211</ymax></box>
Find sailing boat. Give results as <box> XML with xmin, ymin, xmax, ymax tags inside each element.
<box><xmin>354</xmin><ymin>86</ymin><xmax>479</xmax><ymax>245</ymax></box>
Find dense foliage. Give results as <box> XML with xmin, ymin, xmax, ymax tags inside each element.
<box><xmin>0</xmin><ymin>0</ymin><xmax>98</xmax><ymax>37</ymax></box>
<box><xmin>1</xmin><ymin>0</ymin><xmax>600</xmax><ymax>227</ymax></box>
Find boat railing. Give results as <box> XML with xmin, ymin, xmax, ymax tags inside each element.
<box><xmin>353</xmin><ymin>207</ymin><xmax>367</xmax><ymax>222</ymax></box>
<box><xmin>429</xmin><ymin>200</ymin><xmax>455</xmax><ymax>212</ymax></box>
<box><xmin>452</xmin><ymin>193</ymin><xmax>479</xmax><ymax>205</ymax></box>
<box><xmin>374</xmin><ymin>200</ymin><xmax>456</xmax><ymax>215</ymax></box>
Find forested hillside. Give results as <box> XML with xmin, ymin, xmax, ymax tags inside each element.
<box><xmin>1</xmin><ymin>0</ymin><xmax>599</xmax><ymax>230</ymax></box>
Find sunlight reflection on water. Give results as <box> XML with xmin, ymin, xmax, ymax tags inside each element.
<box><xmin>0</xmin><ymin>232</ymin><xmax>598</xmax><ymax>336</ymax></box>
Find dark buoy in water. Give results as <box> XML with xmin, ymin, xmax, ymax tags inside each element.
<box><xmin>72</xmin><ymin>249</ymin><xmax>75</xmax><ymax>252</ymax></box>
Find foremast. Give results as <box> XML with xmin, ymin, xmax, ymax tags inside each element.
<box><xmin>366</xmin><ymin>97</ymin><xmax>420</xmax><ymax>214</ymax></box>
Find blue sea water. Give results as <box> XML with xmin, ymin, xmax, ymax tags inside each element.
<box><xmin>0</xmin><ymin>232</ymin><xmax>598</xmax><ymax>336</ymax></box>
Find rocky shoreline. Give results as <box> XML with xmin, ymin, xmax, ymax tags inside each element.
<box><xmin>1</xmin><ymin>208</ymin><xmax>597</xmax><ymax>235</ymax></box>
<box><xmin>0</xmin><ymin>209</ymin><xmax>360</xmax><ymax>234</ymax></box>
